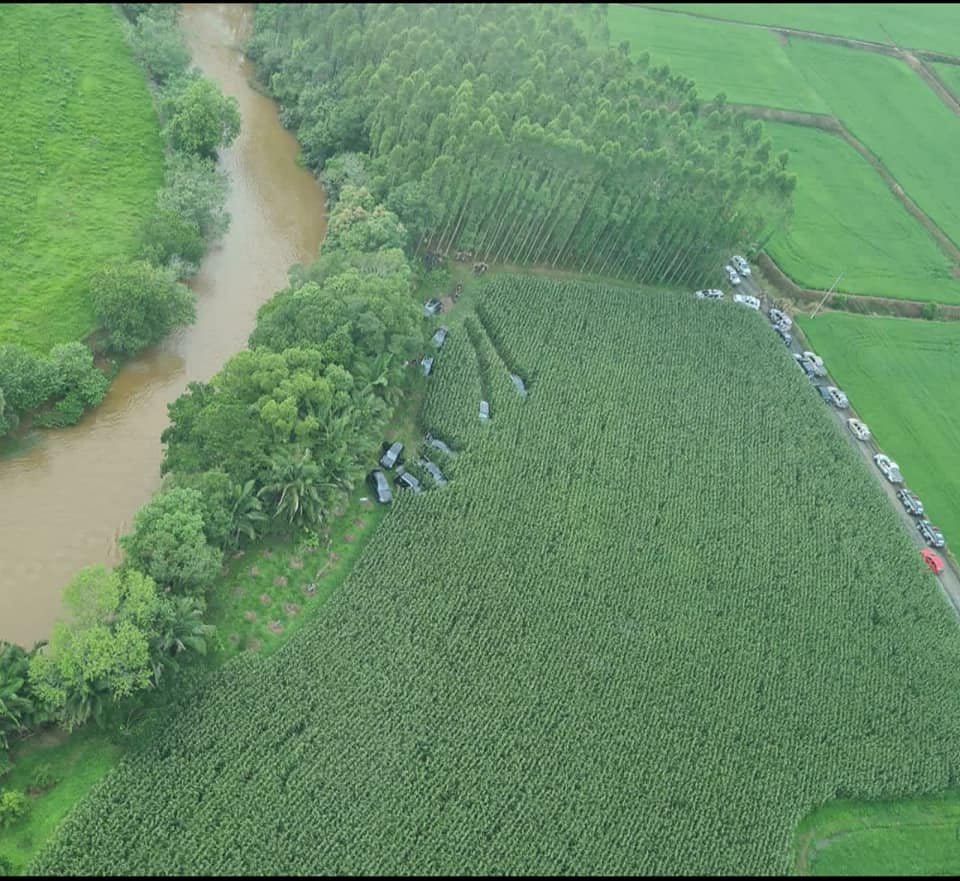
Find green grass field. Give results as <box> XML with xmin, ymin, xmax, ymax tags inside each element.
<box><xmin>781</xmin><ymin>38</ymin><xmax>960</xmax><ymax>253</ymax></box>
<box><xmin>796</xmin><ymin>312</ymin><xmax>960</xmax><ymax>557</ymax></box>
<box><xmin>0</xmin><ymin>4</ymin><xmax>164</xmax><ymax>353</ymax></box>
<box><xmin>764</xmin><ymin>122</ymin><xmax>960</xmax><ymax>303</ymax></box>
<box><xmin>29</xmin><ymin>276</ymin><xmax>960</xmax><ymax>875</ymax></box>
<box><xmin>795</xmin><ymin>790</ymin><xmax>960</xmax><ymax>875</ymax></box>
<box><xmin>607</xmin><ymin>4</ymin><xmax>829</xmax><ymax>112</ymax></box>
<box><xmin>647</xmin><ymin>4</ymin><xmax>960</xmax><ymax>56</ymax></box>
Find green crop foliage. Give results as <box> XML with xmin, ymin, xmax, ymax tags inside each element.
<box><xmin>764</xmin><ymin>123</ymin><xmax>960</xmax><ymax>303</ymax></box>
<box><xmin>0</xmin><ymin>4</ymin><xmax>164</xmax><ymax>353</ymax></box>
<box><xmin>796</xmin><ymin>312</ymin><xmax>960</xmax><ymax>560</ymax></box>
<box><xmin>647</xmin><ymin>4</ymin><xmax>960</xmax><ymax>56</ymax></box>
<box><xmin>28</xmin><ymin>277</ymin><xmax>960</xmax><ymax>875</ymax></box>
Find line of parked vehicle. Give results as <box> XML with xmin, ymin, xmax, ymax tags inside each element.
<box><xmin>696</xmin><ymin>256</ymin><xmax>948</xmax><ymax>576</ymax></box>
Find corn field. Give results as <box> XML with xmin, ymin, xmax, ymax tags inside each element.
<box><xmin>32</xmin><ymin>276</ymin><xmax>960</xmax><ymax>875</ymax></box>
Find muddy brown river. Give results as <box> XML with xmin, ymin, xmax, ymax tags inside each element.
<box><xmin>0</xmin><ymin>4</ymin><xmax>326</xmax><ymax>646</ymax></box>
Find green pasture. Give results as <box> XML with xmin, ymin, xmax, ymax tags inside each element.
<box><xmin>607</xmin><ymin>4</ymin><xmax>829</xmax><ymax>112</ymax></box>
<box><xmin>932</xmin><ymin>62</ymin><xmax>960</xmax><ymax>100</ymax></box>
<box><xmin>647</xmin><ymin>4</ymin><xmax>960</xmax><ymax>56</ymax></box>
<box><xmin>0</xmin><ymin>4</ymin><xmax>164</xmax><ymax>353</ymax></box>
<box><xmin>797</xmin><ymin>312</ymin><xmax>960</xmax><ymax>556</ymax></box>
<box><xmin>795</xmin><ymin>790</ymin><xmax>960</xmax><ymax>875</ymax></box>
<box><xmin>764</xmin><ymin>122</ymin><xmax>960</xmax><ymax>303</ymax></box>
<box><xmin>782</xmin><ymin>38</ymin><xmax>960</xmax><ymax>253</ymax></box>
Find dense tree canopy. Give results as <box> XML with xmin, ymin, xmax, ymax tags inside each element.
<box><xmin>248</xmin><ymin>3</ymin><xmax>796</xmax><ymax>286</ymax></box>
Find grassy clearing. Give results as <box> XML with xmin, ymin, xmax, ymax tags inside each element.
<box><xmin>796</xmin><ymin>312</ymin><xmax>960</xmax><ymax>557</ymax></box>
<box><xmin>0</xmin><ymin>728</ymin><xmax>121</xmax><ymax>875</ymax></box>
<box><xmin>0</xmin><ymin>4</ymin><xmax>164</xmax><ymax>353</ymax></box>
<box><xmin>606</xmin><ymin>4</ymin><xmax>829</xmax><ymax>112</ymax></box>
<box><xmin>647</xmin><ymin>4</ymin><xmax>960</xmax><ymax>56</ymax></box>
<box><xmin>795</xmin><ymin>791</ymin><xmax>960</xmax><ymax>875</ymax></box>
<box><xmin>764</xmin><ymin>122</ymin><xmax>960</xmax><ymax>303</ymax></box>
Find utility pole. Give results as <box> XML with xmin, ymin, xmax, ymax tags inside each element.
<box><xmin>810</xmin><ymin>272</ymin><xmax>843</xmax><ymax>319</ymax></box>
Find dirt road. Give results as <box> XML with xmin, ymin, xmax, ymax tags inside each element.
<box><xmin>736</xmin><ymin>272</ymin><xmax>960</xmax><ymax>617</ymax></box>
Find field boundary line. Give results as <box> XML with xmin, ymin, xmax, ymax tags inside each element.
<box><xmin>732</xmin><ymin>103</ymin><xmax>960</xmax><ymax>264</ymax></box>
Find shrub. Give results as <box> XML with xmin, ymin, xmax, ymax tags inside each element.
<box><xmin>921</xmin><ymin>301</ymin><xmax>939</xmax><ymax>320</ymax></box>
<box><xmin>0</xmin><ymin>789</ymin><xmax>29</xmax><ymax>828</ymax></box>
<box><xmin>29</xmin><ymin>764</ymin><xmax>58</xmax><ymax>793</ymax></box>
<box><xmin>91</xmin><ymin>261</ymin><xmax>196</xmax><ymax>356</ymax></box>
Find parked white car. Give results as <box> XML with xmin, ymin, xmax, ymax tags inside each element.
<box><xmin>733</xmin><ymin>293</ymin><xmax>760</xmax><ymax>310</ymax></box>
<box><xmin>724</xmin><ymin>264</ymin><xmax>742</xmax><ymax>286</ymax></box>
<box><xmin>801</xmin><ymin>351</ymin><xmax>826</xmax><ymax>376</ymax></box>
<box><xmin>731</xmin><ymin>255</ymin><xmax>751</xmax><ymax>277</ymax></box>
<box><xmin>695</xmin><ymin>288</ymin><xmax>724</xmax><ymax>300</ymax></box>
<box><xmin>847</xmin><ymin>418</ymin><xmax>870</xmax><ymax>441</ymax></box>
<box><xmin>826</xmin><ymin>386</ymin><xmax>848</xmax><ymax>408</ymax></box>
<box><xmin>874</xmin><ymin>453</ymin><xmax>904</xmax><ymax>484</ymax></box>
<box><xmin>769</xmin><ymin>308</ymin><xmax>792</xmax><ymax>330</ymax></box>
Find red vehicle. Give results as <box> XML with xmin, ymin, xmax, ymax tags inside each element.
<box><xmin>921</xmin><ymin>548</ymin><xmax>945</xmax><ymax>575</ymax></box>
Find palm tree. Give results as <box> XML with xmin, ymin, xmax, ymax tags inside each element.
<box><xmin>258</xmin><ymin>447</ymin><xmax>331</xmax><ymax>526</ymax></box>
<box><xmin>149</xmin><ymin>596</ymin><xmax>215</xmax><ymax>686</ymax></box>
<box><xmin>230</xmin><ymin>479</ymin><xmax>269</xmax><ymax>549</ymax></box>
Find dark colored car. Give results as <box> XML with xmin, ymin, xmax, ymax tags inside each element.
<box><xmin>394</xmin><ymin>467</ymin><xmax>422</xmax><ymax>493</ymax></box>
<box><xmin>896</xmin><ymin>488</ymin><xmax>924</xmax><ymax>517</ymax></box>
<box><xmin>918</xmin><ymin>519</ymin><xmax>945</xmax><ymax>549</ymax></box>
<box><xmin>816</xmin><ymin>386</ymin><xmax>832</xmax><ymax>403</ymax></box>
<box><xmin>380</xmin><ymin>441</ymin><xmax>403</xmax><ymax>470</ymax></box>
<box><xmin>418</xmin><ymin>457</ymin><xmax>447</xmax><ymax>486</ymax></box>
<box><xmin>424</xmin><ymin>433</ymin><xmax>455</xmax><ymax>456</ymax></box>
<box><xmin>366</xmin><ymin>470</ymin><xmax>392</xmax><ymax>504</ymax></box>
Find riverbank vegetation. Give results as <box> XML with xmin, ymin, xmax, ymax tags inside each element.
<box><xmin>247</xmin><ymin>3</ymin><xmax>796</xmax><ymax>287</ymax></box>
<box><xmin>0</xmin><ymin>3</ymin><xmax>238</xmax><ymax>440</ymax></box>
<box><xmin>28</xmin><ymin>275</ymin><xmax>960</xmax><ymax>875</ymax></box>
<box><xmin>0</xmin><ymin>184</ymin><xmax>425</xmax><ymax>870</ymax></box>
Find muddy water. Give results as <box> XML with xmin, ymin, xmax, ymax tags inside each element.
<box><xmin>0</xmin><ymin>4</ymin><xmax>325</xmax><ymax>646</ymax></box>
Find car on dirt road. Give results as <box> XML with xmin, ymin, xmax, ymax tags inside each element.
<box><xmin>695</xmin><ymin>288</ymin><xmax>724</xmax><ymax>300</ymax></box>
<box><xmin>801</xmin><ymin>352</ymin><xmax>826</xmax><ymax>376</ymax></box>
<box><xmin>423</xmin><ymin>298</ymin><xmax>443</xmax><ymax>317</ymax></box>
<box><xmin>733</xmin><ymin>293</ymin><xmax>760</xmax><ymax>310</ymax></box>
<box><xmin>366</xmin><ymin>470</ymin><xmax>392</xmax><ymax>505</ymax></box>
<box><xmin>731</xmin><ymin>255</ymin><xmax>751</xmax><ymax>277</ymax></box>
<box><xmin>769</xmin><ymin>308</ymin><xmax>791</xmax><ymax>329</ymax></box>
<box><xmin>847</xmin><ymin>418</ymin><xmax>871</xmax><ymax>441</ymax></box>
<box><xmin>776</xmin><ymin>326</ymin><xmax>793</xmax><ymax>346</ymax></box>
<box><xmin>874</xmin><ymin>453</ymin><xmax>903</xmax><ymax>484</ymax></box>
<box><xmin>724</xmin><ymin>264</ymin><xmax>742</xmax><ymax>286</ymax></box>
<box><xmin>826</xmin><ymin>386</ymin><xmax>848</xmax><ymax>409</ymax></box>
<box><xmin>897</xmin><ymin>488</ymin><xmax>925</xmax><ymax>516</ymax></box>
<box><xmin>921</xmin><ymin>548</ymin><xmax>945</xmax><ymax>575</ymax></box>
<box><xmin>918</xmin><ymin>520</ymin><xmax>945</xmax><ymax>549</ymax></box>
<box><xmin>816</xmin><ymin>385</ymin><xmax>833</xmax><ymax>404</ymax></box>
